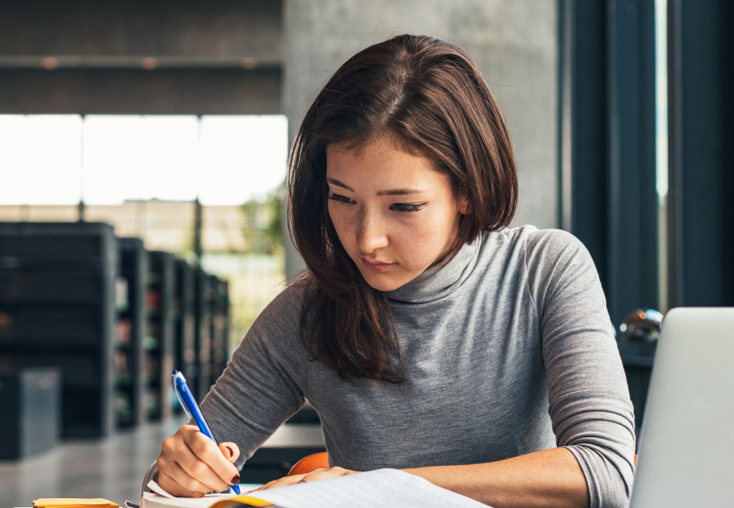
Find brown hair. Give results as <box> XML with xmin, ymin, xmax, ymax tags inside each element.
<box><xmin>288</xmin><ymin>34</ymin><xmax>517</xmax><ymax>383</ymax></box>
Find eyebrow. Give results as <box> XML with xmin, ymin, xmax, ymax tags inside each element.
<box><xmin>327</xmin><ymin>177</ymin><xmax>425</xmax><ymax>196</ymax></box>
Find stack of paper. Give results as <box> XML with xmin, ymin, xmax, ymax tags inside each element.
<box><xmin>33</xmin><ymin>500</ymin><xmax>119</xmax><ymax>508</ymax></box>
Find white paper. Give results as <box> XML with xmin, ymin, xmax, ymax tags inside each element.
<box><xmin>140</xmin><ymin>491</ymin><xmax>233</xmax><ymax>508</ymax></box>
<box><xmin>247</xmin><ymin>469</ymin><xmax>489</xmax><ymax>508</ymax></box>
<box><xmin>147</xmin><ymin>480</ymin><xmax>177</xmax><ymax>499</ymax></box>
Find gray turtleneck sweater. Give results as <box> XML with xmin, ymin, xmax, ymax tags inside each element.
<box><xmin>143</xmin><ymin>226</ymin><xmax>636</xmax><ymax>508</ymax></box>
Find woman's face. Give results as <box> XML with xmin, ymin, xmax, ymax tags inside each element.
<box><xmin>326</xmin><ymin>135</ymin><xmax>468</xmax><ymax>292</ymax></box>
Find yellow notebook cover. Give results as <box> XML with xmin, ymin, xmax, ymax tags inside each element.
<box><xmin>208</xmin><ymin>496</ymin><xmax>271</xmax><ymax>508</ymax></box>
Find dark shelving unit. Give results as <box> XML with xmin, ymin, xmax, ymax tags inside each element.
<box><xmin>193</xmin><ymin>274</ymin><xmax>231</xmax><ymax>398</ymax></box>
<box><xmin>196</xmin><ymin>273</ymin><xmax>230</xmax><ymax>399</ymax></box>
<box><xmin>172</xmin><ymin>258</ymin><xmax>196</xmax><ymax>415</ymax></box>
<box><xmin>145</xmin><ymin>251</ymin><xmax>175</xmax><ymax>421</ymax></box>
<box><xmin>189</xmin><ymin>266</ymin><xmax>211</xmax><ymax>402</ymax></box>
<box><xmin>192</xmin><ymin>273</ymin><xmax>231</xmax><ymax>400</ymax></box>
<box><xmin>211</xmin><ymin>277</ymin><xmax>230</xmax><ymax>383</ymax></box>
<box><xmin>0</xmin><ymin>222</ymin><xmax>117</xmax><ymax>438</ymax></box>
<box><xmin>116</xmin><ymin>238</ymin><xmax>148</xmax><ymax>428</ymax></box>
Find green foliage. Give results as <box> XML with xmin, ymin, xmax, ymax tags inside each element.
<box><xmin>239</xmin><ymin>190</ymin><xmax>284</xmax><ymax>255</ymax></box>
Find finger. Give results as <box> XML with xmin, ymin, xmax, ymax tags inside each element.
<box><xmin>253</xmin><ymin>474</ymin><xmax>306</xmax><ymax>491</ymax></box>
<box><xmin>160</xmin><ymin>429</ymin><xmax>233</xmax><ymax>493</ymax></box>
<box><xmin>253</xmin><ymin>466</ymin><xmax>358</xmax><ymax>492</ymax></box>
<box><xmin>157</xmin><ymin>464</ymin><xmax>208</xmax><ymax>498</ymax></box>
<box><xmin>219</xmin><ymin>442</ymin><xmax>240</xmax><ymax>464</ymax></box>
<box><xmin>183</xmin><ymin>430</ymin><xmax>241</xmax><ymax>489</ymax></box>
<box><xmin>176</xmin><ymin>439</ymin><xmax>233</xmax><ymax>492</ymax></box>
<box><xmin>177</xmin><ymin>452</ymin><xmax>232</xmax><ymax>493</ymax></box>
<box><xmin>299</xmin><ymin>467</ymin><xmax>356</xmax><ymax>484</ymax></box>
<box><xmin>158</xmin><ymin>433</ymin><xmax>211</xmax><ymax>493</ymax></box>
<box><xmin>302</xmin><ymin>469</ymin><xmax>342</xmax><ymax>482</ymax></box>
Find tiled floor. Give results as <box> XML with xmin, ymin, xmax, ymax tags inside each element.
<box><xmin>0</xmin><ymin>416</ymin><xmax>187</xmax><ymax>508</ymax></box>
<box><xmin>0</xmin><ymin>418</ymin><xmax>325</xmax><ymax>508</ymax></box>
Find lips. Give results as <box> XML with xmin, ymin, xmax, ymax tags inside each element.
<box><xmin>361</xmin><ymin>258</ymin><xmax>395</xmax><ymax>273</ymax></box>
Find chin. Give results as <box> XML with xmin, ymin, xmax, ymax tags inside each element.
<box><xmin>360</xmin><ymin>270</ymin><xmax>411</xmax><ymax>292</ymax></box>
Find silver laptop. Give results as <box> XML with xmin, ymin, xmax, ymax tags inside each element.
<box><xmin>629</xmin><ymin>307</ymin><xmax>734</xmax><ymax>507</ymax></box>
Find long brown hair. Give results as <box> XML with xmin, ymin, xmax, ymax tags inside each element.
<box><xmin>288</xmin><ymin>34</ymin><xmax>517</xmax><ymax>383</ymax></box>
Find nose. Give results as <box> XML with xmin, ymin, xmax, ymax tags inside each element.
<box><xmin>356</xmin><ymin>209</ymin><xmax>388</xmax><ymax>253</ymax></box>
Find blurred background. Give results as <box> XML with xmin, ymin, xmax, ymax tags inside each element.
<box><xmin>0</xmin><ymin>0</ymin><xmax>731</xmax><ymax>505</ymax></box>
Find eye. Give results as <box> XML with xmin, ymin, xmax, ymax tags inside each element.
<box><xmin>390</xmin><ymin>203</ymin><xmax>425</xmax><ymax>212</ymax></box>
<box><xmin>328</xmin><ymin>193</ymin><xmax>355</xmax><ymax>204</ymax></box>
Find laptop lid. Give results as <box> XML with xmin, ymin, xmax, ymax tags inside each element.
<box><xmin>629</xmin><ymin>307</ymin><xmax>734</xmax><ymax>507</ymax></box>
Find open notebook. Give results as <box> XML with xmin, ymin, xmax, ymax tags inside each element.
<box><xmin>132</xmin><ymin>469</ymin><xmax>488</xmax><ymax>508</ymax></box>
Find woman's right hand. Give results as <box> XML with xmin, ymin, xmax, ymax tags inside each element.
<box><xmin>156</xmin><ymin>425</ymin><xmax>241</xmax><ymax>497</ymax></box>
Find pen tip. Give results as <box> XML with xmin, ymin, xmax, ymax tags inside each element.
<box><xmin>172</xmin><ymin>369</ymin><xmax>178</xmax><ymax>375</ymax></box>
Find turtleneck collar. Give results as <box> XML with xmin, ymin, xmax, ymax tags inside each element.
<box><xmin>383</xmin><ymin>234</ymin><xmax>483</xmax><ymax>303</ymax></box>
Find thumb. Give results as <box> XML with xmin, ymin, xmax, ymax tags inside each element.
<box><xmin>219</xmin><ymin>442</ymin><xmax>240</xmax><ymax>463</ymax></box>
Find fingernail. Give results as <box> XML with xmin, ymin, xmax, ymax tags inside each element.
<box><xmin>225</xmin><ymin>445</ymin><xmax>235</xmax><ymax>456</ymax></box>
<box><xmin>231</xmin><ymin>474</ymin><xmax>240</xmax><ymax>485</ymax></box>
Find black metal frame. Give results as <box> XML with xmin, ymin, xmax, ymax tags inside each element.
<box><xmin>667</xmin><ymin>0</ymin><xmax>734</xmax><ymax>308</ymax></box>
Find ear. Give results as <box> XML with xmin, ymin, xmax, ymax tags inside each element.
<box><xmin>458</xmin><ymin>196</ymin><xmax>470</xmax><ymax>215</ymax></box>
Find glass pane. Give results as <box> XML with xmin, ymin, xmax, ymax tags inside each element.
<box><xmin>82</xmin><ymin>115</ymin><xmax>199</xmax><ymax>205</ymax></box>
<box><xmin>0</xmin><ymin>115</ymin><xmax>83</xmax><ymax>205</ymax></box>
<box><xmin>198</xmin><ymin>115</ymin><xmax>288</xmax><ymax>206</ymax></box>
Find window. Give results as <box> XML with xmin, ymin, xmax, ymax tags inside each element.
<box><xmin>0</xmin><ymin>114</ymin><xmax>289</xmax><ymax>347</ymax></box>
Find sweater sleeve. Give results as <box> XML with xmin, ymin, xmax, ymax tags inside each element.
<box><xmin>141</xmin><ymin>281</ymin><xmax>309</xmax><ymax>496</ymax></box>
<box><xmin>526</xmin><ymin>229</ymin><xmax>636</xmax><ymax>508</ymax></box>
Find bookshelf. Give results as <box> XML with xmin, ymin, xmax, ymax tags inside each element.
<box><xmin>211</xmin><ymin>276</ymin><xmax>230</xmax><ymax>384</ymax></box>
<box><xmin>0</xmin><ymin>222</ymin><xmax>117</xmax><ymax>438</ymax></box>
<box><xmin>172</xmin><ymin>258</ymin><xmax>196</xmax><ymax>415</ymax></box>
<box><xmin>116</xmin><ymin>238</ymin><xmax>147</xmax><ymax>428</ymax></box>
<box><xmin>145</xmin><ymin>251</ymin><xmax>175</xmax><ymax>420</ymax></box>
<box><xmin>194</xmin><ymin>267</ymin><xmax>211</xmax><ymax>401</ymax></box>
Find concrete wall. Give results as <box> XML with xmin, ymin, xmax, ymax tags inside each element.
<box><xmin>283</xmin><ymin>0</ymin><xmax>558</xmax><ymax>277</ymax></box>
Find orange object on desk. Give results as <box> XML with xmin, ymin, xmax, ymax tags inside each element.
<box><xmin>33</xmin><ymin>499</ymin><xmax>118</xmax><ymax>508</ymax></box>
<box><xmin>288</xmin><ymin>451</ymin><xmax>330</xmax><ymax>476</ymax></box>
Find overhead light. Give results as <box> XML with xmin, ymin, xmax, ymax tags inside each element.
<box><xmin>42</xmin><ymin>57</ymin><xmax>59</xmax><ymax>70</ymax></box>
<box><xmin>141</xmin><ymin>57</ymin><xmax>158</xmax><ymax>70</ymax></box>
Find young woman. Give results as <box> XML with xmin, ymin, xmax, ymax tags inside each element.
<box><xmin>147</xmin><ymin>35</ymin><xmax>635</xmax><ymax>508</ymax></box>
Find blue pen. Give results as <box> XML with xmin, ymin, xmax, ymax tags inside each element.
<box><xmin>172</xmin><ymin>370</ymin><xmax>241</xmax><ymax>495</ymax></box>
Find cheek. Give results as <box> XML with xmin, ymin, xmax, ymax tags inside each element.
<box><xmin>398</xmin><ymin>208</ymin><xmax>459</xmax><ymax>259</ymax></box>
<box><xmin>328</xmin><ymin>203</ymin><xmax>354</xmax><ymax>246</ymax></box>
<box><xmin>419</xmin><ymin>207</ymin><xmax>457</xmax><ymax>241</ymax></box>
<box><xmin>394</xmin><ymin>220</ymin><xmax>433</xmax><ymax>246</ymax></box>
<box><xmin>391</xmin><ymin>216</ymin><xmax>444</xmax><ymax>260</ymax></box>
